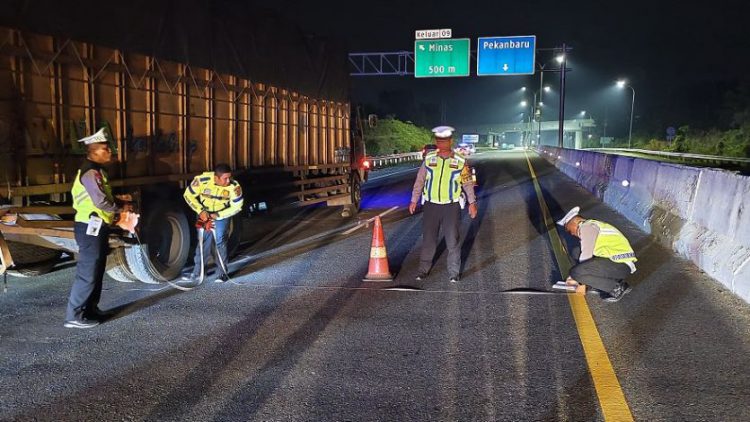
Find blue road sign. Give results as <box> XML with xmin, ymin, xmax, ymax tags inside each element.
<box><xmin>477</xmin><ymin>35</ymin><xmax>536</xmax><ymax>76</ymax></box>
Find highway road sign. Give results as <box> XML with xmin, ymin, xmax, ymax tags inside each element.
<box><xmin>477</xmin><ymin>35</ymin><xmax>536</xmax><ymax>76</ymax></box>
<box><xmin>414</xmin><ymin>39</ymin><xmax>470</xmax><ymax>78</ymax></box>
<box><xmin>415</xmin><ymin>28</ymin><xmax>452</xmax><ymax>39</ymax></box>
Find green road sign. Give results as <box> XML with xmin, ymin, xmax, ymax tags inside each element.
<box><xmin>414</xmin><ymin>39</ymin><xmax>470</xmax><ymax>78</ymax></box>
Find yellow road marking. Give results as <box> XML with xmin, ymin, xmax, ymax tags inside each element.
<box><xmin>524</xmin><ymin>152</ymin><xmax>634</xmax><ymax>422</ymax></box>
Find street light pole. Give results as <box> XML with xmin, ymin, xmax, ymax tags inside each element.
<box><xmin>538</xmin><ymin>68</ymin><xmax>544</xmax><ymax>145</ymax></box>
<box><xmin>627</xmin><ymin>86</ymin><xmax>635</xmax><ymax>148</ymax></box>
<box><xmin>557</xmin><ymin>44</ymin><xmax>567</xmax><ymax>148</ymax></box>
<box><xmin>617</xmin><ymin>80</ymin><xmax>636</xmax><ymax>148</ymax></box>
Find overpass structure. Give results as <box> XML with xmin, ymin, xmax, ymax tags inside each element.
<box><xmin>455</xmin><ymin>118</ymin><xmax>596</xmax><ymax>149</ymax></box>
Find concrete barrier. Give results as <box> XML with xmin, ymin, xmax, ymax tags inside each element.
<box><xmin>538</xmin><ymin>146</ymin><xmax>750</xmax><ymax>303</ymax></box>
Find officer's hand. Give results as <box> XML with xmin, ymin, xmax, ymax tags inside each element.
<box><xmin>468</xmin><ymin>202</ymin><xmax>478</xmax><ymax>219</ymax></box>
<box><xmin>409</xmin><ymin>202</ymin><xmax>417</xmax><ymax>214</ymax></box>
<box><xmin>209</xmin><ymin>213</ymin><xmax>219</xmax><ymax>220</ymax></box>
<box><xmin>199</xmin><ymin>211</ymin><xmax>209</xmax><ymax>221</ymax></box>
<box><xmin>115</xmin><ymin>194</ymin><xmax>133</xmax><ymax>202</ymax></box>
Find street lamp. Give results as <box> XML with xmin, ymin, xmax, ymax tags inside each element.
<box><xmin>616</xmin><ymin>79</ymin><xmax>636</xmax><ymax>148</ymax></box>
<box><xmin>579</xmin><ymin>110</ymin><xmax>586</xmax><ymax>118</ymax></box>
<box><xmin>544</xmin><ymin>86</ymin><xmax>551</xmax><ymax>93</ymax></box>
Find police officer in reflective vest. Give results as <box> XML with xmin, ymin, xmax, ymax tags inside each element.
<box><xmin>409</xmin><ymin>126</ymin><xmax>477</xmax><ymax>283</ymax></box>
<box><xmin>557</xmin><ymin>206</ymin><xmax>637</xmax><ymax>302</ymax></box>
<box><xmin>65</xmin><ymin>129</ymin><xmax>131</xmax><ymax>329</ymax></box>
<box><xmin>182</xmin><ymin>163</ymin><xmax>243</xmax><ymax>283</ymax></box>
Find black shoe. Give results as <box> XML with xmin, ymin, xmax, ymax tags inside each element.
<box><xmin>85</xmin><ymin>308</ymin><xmax>115</xmax><ymax>322</ymax></box>
<box><xmin>604</xmin><ymin>282</ymin><xmax>632</xmax><ymax>303</ymax></box>
<box><xmin>63</xmin><ymin>318</ymin><xmax>100</xmax><ymax>329</ymax></box>
<box><xmin>215</xmin><ymin>274</ymin><xmax>230</xmax><ymax>283</ymax></box>
<box><xmin>415</xmin><ymin>272</ymin><xmax>429</xmax><ymax>281</ymax></box>
<box><xmin>449</xmin><ymin>275</ymin><xmax>460</xmax><ymax>283</ymax></box>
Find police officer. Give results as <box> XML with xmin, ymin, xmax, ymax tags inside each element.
<box><xmin>182</xmin><ymin>163</ymin><xmax>243</xmax><ymax>283</ymax></box>
<box><xmin>409</xmin><ymin>126</ymin><xmax>477</xmax><ymax>282</ymax></box>
<box><xmin>65</xmin><ymin>129</ymin><xmax>130</xmax><ymax>329</ymax></box>
<box><xmin>557</xmin><ymin>206</ymin><xmax>637</xmax><ymax>302</ymax></box>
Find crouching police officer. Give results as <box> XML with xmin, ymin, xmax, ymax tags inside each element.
<box><xmin>65</xmin><ymin>129</ymin><xmax>132</xmax><ymax>329</ymax></box>
<box><xmin>557</xmin><ymin>206</ymin><xmax>637</xmax><ymax>302</ymax></box>
<box><xmin>182</xmin><ymin>163</ymin><xmax>243</xmax><ymax>283</ymax></box>
<box><xmin>409</xmin><ymin>126</ymin><xmax>477</xmax><ymax>283</ymax></box>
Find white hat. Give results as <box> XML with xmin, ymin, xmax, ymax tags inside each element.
<box><xmin>77</xmin><ymin>128</ymin><xmax>109</xmax><ymax>145</ymax></box>
<box><xmin>431</xmin><ymin>126</ymin><xmax>455</xmax><ymax>138</ymax></box>
<box><xmin>556</xmin><ymin>206</ymin><xmax>580</xmax><ymax>226</ymax></box>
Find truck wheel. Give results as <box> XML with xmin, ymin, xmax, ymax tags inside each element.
<box><xmin>124</xmin><ymin>203</ymin><xmax>190</xmax><ymax>284</ymax></box>
<box><xmin>105</xmin><ymin>248</ymin><xmax>138</xmax><ymax>283</ymax></box>
<box><xmin>351</xmin><ymin>174</ymin><xmax>362</xmax><ymax>213</ymax></box>
<box><xmin>5</xmin><ymin>241</ymin><xmax>62</xmax><ymax>277</ymax></box>
<box><xmin>227</xmin><ymin>214</ymin><xmax>243</xmax><ymax>256</ymax></box>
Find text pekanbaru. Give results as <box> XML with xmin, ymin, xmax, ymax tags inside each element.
<box><xmin>482</xmin><ymin>40</ymin><xmax>531</xmax><ymax>50</ymax></box>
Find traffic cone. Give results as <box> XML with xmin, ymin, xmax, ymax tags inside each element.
<box><xmin>363</xmin><ymin>216</ymin><xmax>393</xmax><ymax>282</ymax></box>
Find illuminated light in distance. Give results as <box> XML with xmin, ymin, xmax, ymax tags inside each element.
<box><xmin>622</xmin><ymin>179</ymin><xmax>630</xmax><ymax>187</ymax></box>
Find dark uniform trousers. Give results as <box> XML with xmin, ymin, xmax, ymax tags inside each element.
<box><xmin>66</xmin><ymin>222</ymin><xmax>109</xmax><ymax>321</ymax></box>
<box><xmin>569</xmin><ymin>246</ymin><xmax>631</xmax><ymax>294</ymax></box>
<box><xmin>419</xmin><ymin>202</ymin><xmax>461</xmax><ymax>277</ymax></box>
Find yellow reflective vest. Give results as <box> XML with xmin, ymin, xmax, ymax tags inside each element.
<box><xmin>422</xmin><ymin>151</ymin><xmax>467</xmax><ymax>204</ymax></box>
<box><xmin>71</xmin><ymin>167</ymin><xmax>115</xmax><ymax>224</ymax></box>
<box><xmin>183</xmin><ymin>172</ymin><xmax>244</xmax><ymax>220</ymax></box>
<box><xmin>590</xmin><ymin>220</ymin><xmax>637</xmax><ymax>264</ymax></box>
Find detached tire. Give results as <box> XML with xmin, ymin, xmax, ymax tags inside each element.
<box><xmin>6</xmin><ymin>241</ymin><xmax>62</xmax><ymax>277</ymax></box>
<box><xmin>124</xmin><ymin>203</ymin><xmax>190</xmax><ymax>284</ymax></box>
<box><xmin>105</xmin><ymin>248</ymin><xmax>138</xmax><ymax>283</ymax></box>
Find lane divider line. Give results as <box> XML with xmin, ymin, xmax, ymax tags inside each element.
<box><xmin>524</xmin><ymin>152</ymin><xmax>634</xmax><ymax>422</ymax></box>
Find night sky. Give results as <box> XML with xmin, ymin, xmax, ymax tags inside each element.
<box><xmin>256</xmin><ymin>1</ymin><xmax>748</xmax><ymax>137</ymax></box>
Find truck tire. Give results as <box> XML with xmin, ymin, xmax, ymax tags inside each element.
<box><xmin>227</xmin><ymin>214</ymin><xmax>243</xmax><ymax>256</ymax></box>
<box><xmin>105</xmin><ymin>248</ymin><xmax>138</xmax><ymax>283</ymax></box>
<box><xmin>350</xmin><ymin>173</ymin><xmax>362</xmax><ymax>213</ymax></box>
<box><xmin>124</xmin><ymin>203</ymin><xmax>191</xmax><ymax>284</ymax></box>
<box><xmin>5</xmin><ymin>241</ymin><xmax>62</xmax><ymax>277</ymax></box>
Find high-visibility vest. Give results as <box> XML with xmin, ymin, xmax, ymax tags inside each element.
<box><xmin>589</xmin><ymin>220</ymin><xmax>637</xmax><ymax>264</ymax></box>
<box><xmin>422</xmin><ymin>151</ymin><xmax>466</xmax><ymax>204</ymax></box>
<box><xmin>183</xmin><ymin>171</ymin><xmax>244</xmax><ymax>220</ymax></box>
<box><xmin>71</xmin><ymin>167</ymin><xmax>115</xmax><ymax>224</ymax></box>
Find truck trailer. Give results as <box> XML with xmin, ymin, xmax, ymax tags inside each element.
<box><xmin>0</xmin><ymin>1</ymin><xmax>368</xmax><ymax>283</ymax></box>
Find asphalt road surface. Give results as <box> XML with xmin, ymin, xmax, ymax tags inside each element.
<box><xmin>2</xmin><ymin>150</ymin><xmax>749</xmax><ymax>421</ymax></box>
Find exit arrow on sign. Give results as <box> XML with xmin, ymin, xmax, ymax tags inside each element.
<box><xmin>503</xmin><ymin>63</ymin><xmax>509</xmax><ymax>71</ymax></box>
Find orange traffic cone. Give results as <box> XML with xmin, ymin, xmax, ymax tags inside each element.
<box><xmin>363</xmin><ymin>216</ymin><xmax>393</xmax><ymax>282</ymax></box>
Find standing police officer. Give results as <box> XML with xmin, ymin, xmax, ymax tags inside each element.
<box><xmin>557</xmin><ymin>206</ymin><xmax>637</xmax><ymax>302</ymax></box>
<box><xmin>65</xmin><ymin>129</ymin><xmax>130</xmax><ymax>329</ymax></box>
<box><xmin>182</xmin><ymin>163</ymin><xmax>243</xmax><ymax>283</ymax></box>
<box><xmin>409</xmin><ymin>126</ymin><xmax>477</xmax><ymax>282</ymax></box>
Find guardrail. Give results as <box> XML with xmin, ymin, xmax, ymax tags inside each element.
<box><xmin>368</xmin><ymin>152</ymin><xmax>423</xmax><ymax>169</ymax></box>
<box><xmin>586</xmin><ymin>148</ymin><xmax>750</xmax><ymax>166</ymax></box>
